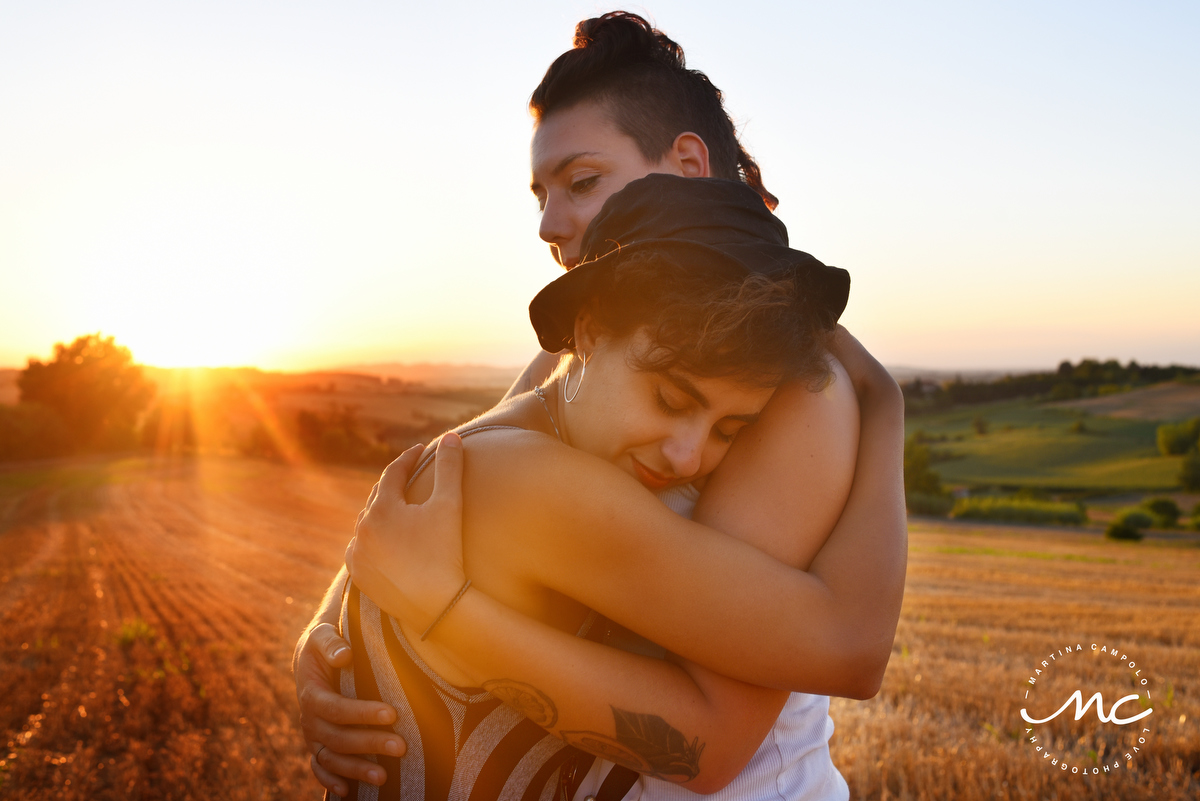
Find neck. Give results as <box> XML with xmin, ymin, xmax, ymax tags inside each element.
<box><xmin>543</xmin><ymin>377</ymin><xmax>574</xmax><ymax>448</ymax></box>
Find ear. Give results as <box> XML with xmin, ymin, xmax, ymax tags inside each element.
<box><xmin>571</xmin><ymin>306</ymin><xmax>603</xmax><ymax>360</ymax></box>
<box><xmin>670</xmin><ymin>132</ymin><xmax>711</xmax><ymax>178</ymax></box>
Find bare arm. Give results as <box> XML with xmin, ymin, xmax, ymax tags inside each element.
<box><xmin>425</xmin><ymin>590</ymin><xmax>788</xmax><ymax>792</ymax></box>
<box><xmin>693</xmin><ymin>329</ymin><xmax>905</xmax><ymax>697</ymax></box>
<box><xmin>351</xmin><ymin>330</ymin><xmax>904</xmax><ymax>695</ymax></box>
<box><xmin>501</xmin><ymin>350</ymin><xmax>561</xmax><ymax>401</ymax></box>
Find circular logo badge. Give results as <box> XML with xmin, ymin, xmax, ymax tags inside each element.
<box><xmin>1019</xmin><ymin>642</ymin><xmax>1155</xmax><ymax>778</ymax></box>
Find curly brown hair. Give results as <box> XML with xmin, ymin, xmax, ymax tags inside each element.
<box><xmin>584</xmin><ymin>251</ymin><xmax>832</xmax><ymax>390</ymax></box>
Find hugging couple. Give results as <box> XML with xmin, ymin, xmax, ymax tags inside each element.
<box><xmin>293</xmin><ymin>12</ymin><xmax>907</xmax><ymax>801</ymax></box>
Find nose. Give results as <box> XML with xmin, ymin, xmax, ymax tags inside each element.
<box><xmin>661</xmin><ymin>426</ymin><xmax>706</xmax><ymax>479</ymax></box>
<box><xmin>538</xmin><ymin>195</ymin><xmax>578</xmax><ymax>268</ymax></box>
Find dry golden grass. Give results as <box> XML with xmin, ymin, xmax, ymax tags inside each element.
<box><xmin>831</xmin><ymin>519</ymin><xmax>1200</xmax><ymax>800</ymax></box>
<box><xmin>1</xmin><ymin>457</ymin><xmax>1196</xmax><ymax>799</ymax></box>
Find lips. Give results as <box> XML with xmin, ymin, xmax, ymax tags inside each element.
<box><xmin>631</xmin><ymin>458</ymin><xmax>673</xmax><ymax>491</ymax></box>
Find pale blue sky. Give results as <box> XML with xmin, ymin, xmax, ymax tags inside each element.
<box><xmin>1</xmin><ymin>1</ymin><xmax>1197</xmax><ymax>370</ymax></box>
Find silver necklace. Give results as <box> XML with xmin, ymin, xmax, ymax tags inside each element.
<box><xmin>532</xmin><ymin>386</ymin><xmax>563</xmax><ymax>442</ymax></box>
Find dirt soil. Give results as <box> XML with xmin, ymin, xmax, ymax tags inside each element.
<box><xmin>0</xmin><ymin>456</ymin><xmax>375</xmax><ymax>800</ymax></box>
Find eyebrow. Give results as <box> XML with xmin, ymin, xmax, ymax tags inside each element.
<box><xmin>530</xmin><ymin>151</ymin><xmax>601</xmax><ymax>192</ymax></box>
<box><xmin>665</xmin><ymin>372</ymin><xmax>761</xmax><ymax>425</ymax></box>
<box><xmin>664</xmin><ymin>372</ymin><xmax>709</xmax><ymax>408</ymax></box>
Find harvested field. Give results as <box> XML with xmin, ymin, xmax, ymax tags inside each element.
<box><xmin>0</xmin><ymin>456</ymin><xmax>375</xmax><ymax>799</ymax></box>
<box><xmin>832</xmin><ymin>521</ymin><xmax>1200</xmax><ymax>800</ymax></box>
<box><xmin>1</xmin><ymin>456</ymin><xmax>1197</xmax><ymax>799</ymax></box>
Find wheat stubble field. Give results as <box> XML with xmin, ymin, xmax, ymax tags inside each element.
<box><xmin>0</xmin><ymin>457</ymin><xmax>1196</xmax><ymax>800</ymax></box>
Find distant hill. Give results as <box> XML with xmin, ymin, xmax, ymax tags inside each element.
<box><xmin>885</xmin><ymin>366</ymin><xmax>1016</xmax><ymax>384</ymax></box>
<box><xmin>0</xmin><ymin>361</ymin><xmax>1014</xmax><ymax>400</ymax></box>
<box><xmin>1050</xmin><ymin>381</ymin><xmax>1200</xmax><ymax>422</ymax></box>
<box><xmin>333</xmin><ymin>362</ymin><xmax>523</xmax><ymax>390</ymax></box>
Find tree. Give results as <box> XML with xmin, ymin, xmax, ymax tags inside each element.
<box><xmin>1181</xmin><ymin>453</ymin><xmax>1200</xmax><ymax>492</ymax></box>
<box><xmin>1106</xmin><ymin>507</ymin><xmax>1153</xmax><ymax>541</ymax></box>
<box><xmin>904</xmin><ymin>436</ymin><xmax>943</xmax><ymax>495</ymax></box>
<box><xmin>1156</xmin><ymin>419</ymin><xmax>1200</xmax><ymax>456</ymax></box>
<box><xmin>18</xmin><ymin>334</ymin><xmax>155</xmax><ymax>451</ymax></box>
<box><xmin>1050</xmin><ymin>382</ymin><xmax>1080</xmax><ymax>401</ymax></box>
<box><xmin>1140</xmin><ymin>497</ymin><xmax>1181</xmax><ymax>528</ymax></box>
<box><xmin>0</xmin><ymin>404</ymin><xmax>70</xmax><ymax>460</ymax></box>
<box><xmin>972</xmin><ymin>416</ymin><xmax>989</xmax><ymax>436</ymax></box>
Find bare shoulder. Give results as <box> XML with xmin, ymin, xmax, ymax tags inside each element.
<box><xmin>695</xmin><ymin>356</ymin><xmax>859</xmax><ymax>567</ymax></box>
<box><xmin>406</xmin><ymin>426</ymin><xmax>642</xmax><ymax>516</ymax></box>
<box><xmin>766</xmin><ymin>356</ymin><xmax>858</xmax><ymax>438</ymax></box>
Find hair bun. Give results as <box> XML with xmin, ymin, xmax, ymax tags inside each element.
<box><xmin>573</xmin><ymin>12</ymin><xmax>684</xmax><ymax>70</ymax></box>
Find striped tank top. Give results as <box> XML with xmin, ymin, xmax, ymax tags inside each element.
<box><xmin>335</xmin><ymin>426</ymin><xmax>588</xmax><ymax>801</ymax></box>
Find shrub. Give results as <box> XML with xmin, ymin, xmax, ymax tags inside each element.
<box><xmin>117</xmin><ymin>618</ymin><xmax>156</xmax><ymax>647</ymax></box>
<box><xmin>1105</xmin><ymin>523</ymin><xmax>1144</xmax><ymax>541</ymax></box>
<box><xmin>0</xmin><ymin>403</ymin><xmax>71</xmax><ymax>461</ymax></box>
<box><xmin>951</xmin><ymin>497</ymin><xmax>1087</xmax><ymax>526</ymax></box>
<box><xmin>140</xmin><ymin>403</ymin><xmax>197</xmax><ymax>454</ymax></box>
<box><xmin>904</xmin><ymin>436</ymin><xmax>943</xmax><ymax>495</ymax></box>
<box><xmin>1049</xmin><ymin>382</ymin><xmax>1080</xmax><ymax>401</ymax></box>
<box><xmin>1156</xmin><ymin>418</ymin><xmax>1200</xmax><ymax>456</ymax></box>
<box><xmin>1113</xmin><ymin>507</ymin><xmax>1155</xmax><ymax>530</ymax></box>
<box><xmin>1139</xmin><ymin>497</ymin><xmax>1181</xmax><ymax>528</ymax></box>
<box><xmin>296</xmin><ymin>408</ymin><xmax>392</xmax><ymax>466</ymax></box>
<box><xmin>1181</xmin><ymin>452</ymin><xmax>1200</xmax><ymax>491</ymax></box>
<box><xmin>906</xmin><ymin>492</ymin><xmax>954</xmax><ymax>517</ymax></box>
<box><xmin>972</xmin><ymin>416</ymin><xmax>989</xmax><ymax>436</ymax></box>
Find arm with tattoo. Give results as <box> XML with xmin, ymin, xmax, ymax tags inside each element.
<box><xmin>414</xmin><ymin>599</ymin><xmax>784</xmax><ymax>794</ymax></box>
<box><xmin>482</xmin><ymin>679</ymin><xmax>706</xmax><ymax>783</ymax></box>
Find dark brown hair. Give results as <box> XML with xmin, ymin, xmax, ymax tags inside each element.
<box><xmin>585</xmin><ymin>251</ymin><xmax>830</xmax><ymax>389</ymax></box>
<box><xmin>530</xmin><ymin>11</ymin><xmax>779</xmax><ymax>210</ymax></box>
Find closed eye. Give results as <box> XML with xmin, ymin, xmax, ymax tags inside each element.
<box><xmin>570</xmin><ymin>175</ymin><xmax>599</xmax><ymax>194</ymax></box>
<box><xmin>713</xmin><ymin>423</ymin><xmax>743</xmax><ymax>444</ymax></box>
<box><xmin>655</xmin><ymin>388</ymin><xmax>685</xmax><ymax>416</ymax></box>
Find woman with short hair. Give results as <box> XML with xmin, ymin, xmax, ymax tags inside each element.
<box><xmin>295</xmin><ymin>13</ymin><xmax>905</xmax><ymax>801</ymax></box>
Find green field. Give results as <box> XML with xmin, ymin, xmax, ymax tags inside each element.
<box><xmin>905</xmin><ymin>400</ymin><xmax>1184</xmax><ymax>490</ymax></box>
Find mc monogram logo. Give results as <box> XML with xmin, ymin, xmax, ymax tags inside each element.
<box><xmin>1018</xmin><ymin>643</ymin><xmax>1157</xmax><ymax>779</ymax></box>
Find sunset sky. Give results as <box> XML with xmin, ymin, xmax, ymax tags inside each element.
<box><xmin>2</xmin><ymin>1</ymin><xmax>1197</xmax><ymax>372</ymax></box>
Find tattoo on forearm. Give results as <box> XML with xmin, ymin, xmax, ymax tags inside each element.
<box><xmin>482</xmin><ymin>679</ymin><xmax>558</xmax><ymax>728</ymax></box>
<box><xmin>562</xmin><ymin>706</ymin><xmax>705</xmax><ymax>782</ymax></box>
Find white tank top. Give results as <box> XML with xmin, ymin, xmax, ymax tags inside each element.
<box><xmin>574</xmin><ymin>484</ymin><xmax>849</xmax><ymax>801</ymax></box>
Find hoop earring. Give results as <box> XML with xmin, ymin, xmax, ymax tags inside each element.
<box><xmin>564</xmin><ymin>353</ymin><xmax>589</xmax><ymax>403</ymax></box>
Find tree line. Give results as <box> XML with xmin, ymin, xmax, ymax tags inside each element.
<box><xmin>901</xmin><ymin>358</ymin><xmax>1200</xmax><ymax>414</ymax></box>
<box><xmin>0</xmin><ymin>334</ymin><xmax>465</xmax><ymax>467</ymax></box>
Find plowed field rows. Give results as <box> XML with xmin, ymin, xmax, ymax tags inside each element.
<box><xmin>1</xmin><ymin>455</ymin><xmax>1197</xmax><ymax>800</ymax></box>
<box><xmin>0</xmin><ymin>457</ymin><xmax>375</xmax><ymax>800</ymax></box>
